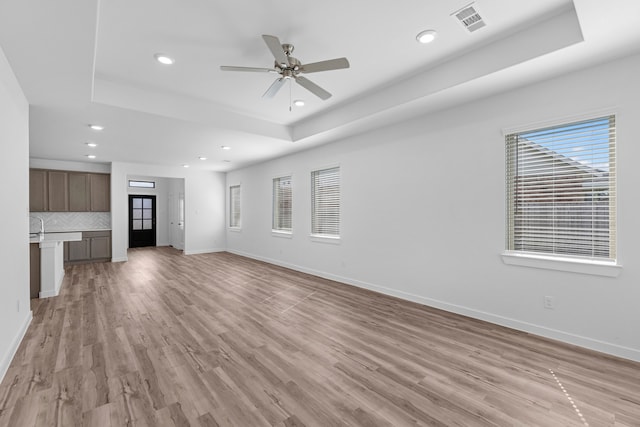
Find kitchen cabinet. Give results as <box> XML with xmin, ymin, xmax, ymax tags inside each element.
<box><xmin>90</xmin><ymin>174</ymin><xmax>110</xmax><ymax>212</ymax></box>
<box><xmin>29</xmin><ymin>169</ymin><xmax>69</xmax><ymax>212</ymax></box>
<box><xmin>47</xmin><ymin>171</ymin><xmax>69</xmax><ymax>212</ymax></box>
<box><xmin>68</xmin><ymin>173</ymin><xmax>90</xmax><ymax>211</ymax></box>
<box><xmin>65</xmin><ymin>231</ymin><xmax>111</xmax><ymax>264</ymax></box>
<box><xmin>67</xmin><ymin>237</ymin><xmax>90</xmax><ymax>262</ymax></box>
<box><xmin>29</xmin><ymin>169</ymin><xmax>110</xmax><ymax>212</ymax></box>
<box><xmin>89</xmin><ymin>233</ymin><xmax>111</xmax><ymax>259</ymax></box>
<box><xmin>30</xmin><ymin>243</ymin><xmax>40</xmax><ymax>299</ymax></box>
<box><xmin>30</xmin><ymin>170</ymin><xmax>48</xmax><ymax>212</ymax></box>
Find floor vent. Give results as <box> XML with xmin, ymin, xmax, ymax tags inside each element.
<box><xmin>452</xmin><ymin>3</ymin><xmax>486</xmax><ymax>33</ymax></box>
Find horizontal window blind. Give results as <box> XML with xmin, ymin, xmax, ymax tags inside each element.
<box><xmin>506</xmin><ymin>115</ymin><xmax>616</xmax><ymax>260</ymax></box>
<box><xmin>273</xmin><ymin>176</ymin><xmax>292</xmax><ymax>231</ymax></box>
<box><xmin>311</xmin><ymin>167</ymin><xmax>340</xmax><ymax>236</ymax></box>
<box><xmin>229</xmin><ymin>185</ymin><xmax>241</xmax><ymax>228</ymax></box>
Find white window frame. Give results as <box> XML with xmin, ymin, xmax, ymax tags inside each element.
<box><xmin>229</xmin><ymin>184</ymin><xmax>241</xmax><ymax>230</ymax></box>
<box><xmin>502</xmin><ymin>112</ymin><xmax>621</xmax><ymax>277</ymax></box>
<box><xmin>272</xmin><ymin>174</ymin><xmax>293</xmax><ymax>236</ymax></box>
<box><xmin>310</xmin><ymin>165</ymin><xmax>341</xmax><ymax>243</ymax></box>
<box><xmin>128</xmin><ymin>180</ymin><xmax>155</xmax><ymax>188</ymax></box>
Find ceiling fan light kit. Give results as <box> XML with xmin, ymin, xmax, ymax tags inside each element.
<box><xmin>220</xmin><ymin>34</ymin><xmax>350</xmax><ymax>101</ymax></box>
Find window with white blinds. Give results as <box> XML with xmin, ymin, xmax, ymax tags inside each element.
<box><xmin>229</xmin><ymin>185</ymin><xmax>241</xmax><ymax>228</ymax></box>
<box><xmin>505</xmin><ymin>115</ymin><xmax>616</xmax><ymax>260</ymax></box>
<box><xmin>311</xmin><ymin>167</ymin><xmax>340</xmax><ymax>237</ymax></box>
<box><xmin>273</xmin><ymin>175</ymin><xmax>292</xmax><ymax>232</ymax></box>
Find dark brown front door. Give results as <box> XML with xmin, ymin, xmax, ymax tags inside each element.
<box><xmin>129</xmin><ymin>195</ymin><xmax>156</xmax><ymax>248</ymax></box>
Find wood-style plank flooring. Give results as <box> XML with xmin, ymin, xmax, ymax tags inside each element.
<box><xmin>1</xmin><ymin>247</ymin><xmax>639</xmax><ymax>426</ymax></box>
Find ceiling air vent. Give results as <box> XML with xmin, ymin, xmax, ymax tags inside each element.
<box><xmin>452</xmin><ymin>3</ymin><xmax>486</xmax><ymax>33</ymax></box>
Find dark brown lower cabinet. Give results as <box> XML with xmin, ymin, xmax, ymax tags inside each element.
<box><xmin>29</xmin><ymin>243</ymin><xmax>40</xmax><ymax>299</ymax></box>
<box><xmin>64</xmin><ymin>231</ymin><xmax>111</xmax><ymax>265</ymax></box>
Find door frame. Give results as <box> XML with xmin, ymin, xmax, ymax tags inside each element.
<box><xmin>128</xmin><ymin>194</ymin><xmax>157</xmax><ymax>248</ymax></box>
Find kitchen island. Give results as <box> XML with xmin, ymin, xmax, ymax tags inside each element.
<box><xmin>30</xmin><ymin>232</ymin><xmax>82</xmax><ymax>298</ymax></box>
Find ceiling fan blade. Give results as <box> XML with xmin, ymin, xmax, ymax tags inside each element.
<box><xmin>300</xmin><ymin>57</ymin><xmax>350</xmax><ymax>74</ymax></box>
<box><xmin>295</xmin><ymin>76</ymin><xmax>331</xmax><ymax>100</ymax></box>
<box><xmin>262</xmin><ymin>35</ymin><xmax>290</xmax><ymax>67</ymax></box>
<box><xmin>220</xmin><ymin>66</ymin><xmax>275</xmax><ymax>73</ymax></box>
<box><xmin>263</xmin><ymin>78</ymin><xmax>287</xmax><ymax>98</ymax></box>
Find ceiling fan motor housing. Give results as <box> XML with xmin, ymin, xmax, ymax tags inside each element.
<box><xmin>276</xmin><ymin>55</ymin><xmax>301</xmax><ymax>77</ymax></box>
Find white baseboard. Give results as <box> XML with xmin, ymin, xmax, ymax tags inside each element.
<box><xmin>0</xmin><ymin>311</ymin><xmax>32</xmax><ymax>383</ymax></box>
<box><xmin>227</xmin><ymin>249</ymin><xmax>640</xmax><ymax>363</ymax></box>
<box><xmin>113</xmin><ymin>247</ymin><xmax>224</xmax><ymax>261</ymax></box>
<box><xmin>184</xmin><ymin>248</ymin><xmax>225</xmax><ymax>255</ymax></box>
<box><xmin>39</xmin><ymin>289</ymin><xmax>57</xmax><ymax>298</ymax></box>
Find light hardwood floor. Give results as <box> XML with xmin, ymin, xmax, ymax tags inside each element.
<box><xmin>0</xmin><ymin>247</ymin><xmax>638</xmax><ymax>426</ymax></box>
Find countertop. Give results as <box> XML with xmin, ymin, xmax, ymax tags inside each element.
<box><xmin>29</xmin><ymin>232</ymin><xmax>83</xmax><ymax>244</ymax></box>
<box><xmin>44</xmin><ymin>229</ymin><xmax>111</xmax><ymax>232</ymax></box>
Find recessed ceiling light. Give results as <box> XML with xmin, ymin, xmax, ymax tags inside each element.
<box><xmin>86</xmin><ymin>154</ymin><xmax>96</xmax><ymax>159</ymax></box>
<box><xmin>183</xmin><ymin>164</ymin><xmax>190</xmax><ymax>168</ymax></box>
<box><xmin>154</xmin><ymin>53</ymin><xmax>175</xmax><ymax>65</ymax></box>
<box><xmin>199</xmin><ymin>157</ymin><xmax>207</xmax><ymax>160</ymax></box>
<box><xmin>416</xmin><ymin>30</ymin><xmax>437</xmax><ymax>44</ymax></box>
<box><xmin>89</xmin><ymin>124</ymin><xmax>104</xmax><ymax>131</ymax></box>
<box><xmin>293</xmin><ymin>99</ymin><xmax>305</xmax><ymax>107</ymax></box>
<box><xmin>86</xmin><ymin>142</ymin><xmax>98</xmax><ymax>147</ymax></box>
<box><xmin>221</xmin><ymin>146</ymin><xmax>231</xmax><ymax>150</ymax></box>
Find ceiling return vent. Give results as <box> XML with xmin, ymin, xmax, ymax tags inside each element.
<box><xmin>452</xmin><ymin>3</ymin><xmax>486</xmax><ymax>33</ymax></box>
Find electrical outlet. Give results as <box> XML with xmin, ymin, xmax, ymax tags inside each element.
<box><xmin>544</xmin><ymin>296</ymin><xmax>555</xmax><ymax>310</ymax></box>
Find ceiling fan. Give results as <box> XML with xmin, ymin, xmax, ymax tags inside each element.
<box><xmin>220</xmin><ymin>35</ymin><xmax>350</xmax><ymax>101</ymax></box>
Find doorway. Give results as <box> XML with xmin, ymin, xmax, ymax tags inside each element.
<box><xmin>129</xmin><ymin>195</ymin><xmax>156</xmax><ymax>247</ymax></box>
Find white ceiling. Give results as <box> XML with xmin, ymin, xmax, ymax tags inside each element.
<box><xmin>1</xmin><ymin>0</ymin><xmax>639</xmax><ymax>171</ymax></box>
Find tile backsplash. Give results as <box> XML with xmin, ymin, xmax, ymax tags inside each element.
<box><xmin>30</xmin><ymin>212</ymin><xmax>111</xmax><ymax>232</ymax></box>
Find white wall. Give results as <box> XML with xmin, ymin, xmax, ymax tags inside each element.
<box><xmin>0</xmin><ymin>45</ymin><xmax>32</xmax><ymax>381</ymax></box>
<box><xmin>227</xmin><ymin>53</ymin><xmax>640</xmax><ymax>362</ymax></box>
<box><xmin>29</xmin><ymin>158</ymin><xmax>110</xmax><ymax>173</ymax></box>
<box><xmin>111</xmin><ymin>162</ymin><xmax>226</xmax><ymax>261</ymax></box>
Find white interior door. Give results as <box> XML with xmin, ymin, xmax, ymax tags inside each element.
<box><xmin>168</xmin><ymin>192</ymin><xmax>176</xmax><ymax>247</ymax></box>
<box><xmin>177</xmin><ymin>192</ymin><xmax>185</xmax><ymax>250</ymax></box>
<box><xmin>168</xmin><ymin>191</ymin><xmax>185</xmax><ymax>250</ymax></box>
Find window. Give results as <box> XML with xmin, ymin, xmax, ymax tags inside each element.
<box><xmin>311</xmin><ymin>166</ymin><xmax>340</xmax><ymax>237</ymax></box>
<box><xmin>229</xmin><ymin>185</ymin><xmax>241</xmax><ymax>228</ymax></box>
<box><xmin>505</xmin><ymin>115</ymin><xmax>616</xmax><ymax>261</ymax></box>
<box><xmin>273</xmin><ymin>175</ymin><xmax>292</xmax><ymax>232</ymax></box>
<box><xmin>129</xmin><ymin>180</ymin><xmax>155</xmax><ymax>188</ymax></box>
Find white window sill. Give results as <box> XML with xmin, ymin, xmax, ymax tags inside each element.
<box><xmin>272</xmin><ymin>230</ymin><xmax>292</xmax><ymax>238</ymax></box>
<box><xmin>501</xmin><ymin>251</ymin><xmax>622</xmax><ymax>278</ymax></box>
<box><xmin>310</xmin><ymin>234</ymin><xmax>341</xmax><ymax>245</ymax></box>
<box><xmin>228</xmin><ymin>227</ymin><xmax>242</xmax><ymax>233</ymax></box>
